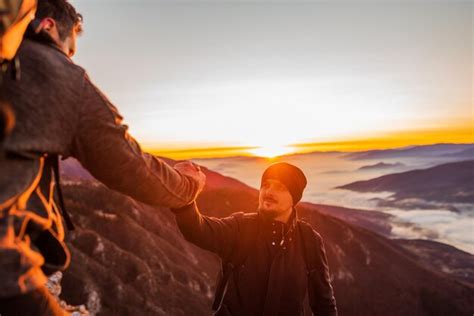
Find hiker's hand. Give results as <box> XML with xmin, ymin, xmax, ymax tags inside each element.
<box><xmin>174</xmin><ymin>161</ymin><xmax>206</xmax><ymax>197</ymax></box>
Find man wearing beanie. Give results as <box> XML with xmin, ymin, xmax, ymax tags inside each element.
<box><xmin>173</xmin><ymin>162</ymin><xmax>338</xmax><ymax>316</ymax></box>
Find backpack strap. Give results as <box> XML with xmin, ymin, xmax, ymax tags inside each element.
<box><xmin>212</xmin><ymin>261</ymin><xmax>234</xmax><ymax>312</ymax></box>
<box><xmin>51</xmin><ymin>155</ymin><xmax>74</xmax><ymax>231</ymax></box>
<box><xmin>212</xmin><ymin>213</ymin><xmax>257</xmax><ymax>312</ymax></box>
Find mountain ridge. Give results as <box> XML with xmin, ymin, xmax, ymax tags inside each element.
<box><xmin>337</xmin><ymin>160</ymin><xmax>474</xmax><ymax>204</ymax></box>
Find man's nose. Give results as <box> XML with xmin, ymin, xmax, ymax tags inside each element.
<box><xmin>264</xmin><ymin>187</ymin><xmax>277</xmax><ymax>196</ymax></box>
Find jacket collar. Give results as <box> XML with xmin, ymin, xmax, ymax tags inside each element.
<box><xmin>23</xmin><ymin>30</ymin><xmax>71</xmax><ymax>59</ymax></box>
<box><xmin>258</xmin><ymin>207</ymin><xmax>297</xmax><ymax>231</ymax></box>
<box><xmin>258</xmin><ymin>208</ymin><xmax>298</xmax><ymax>248</ymax></box>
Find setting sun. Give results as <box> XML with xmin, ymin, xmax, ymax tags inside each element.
<box><xmin>248</xmin><ymin>145</ymin><xmax>296</xmax><ymax>158</ymax></box>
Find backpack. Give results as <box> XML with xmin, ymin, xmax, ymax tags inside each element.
<box><xmin>212</xmin><ymin>214</ymin><xmax>319</xmax><ymax>313</ymax></box>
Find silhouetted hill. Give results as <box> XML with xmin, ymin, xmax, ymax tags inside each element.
<box><xmin>300</xmin><ymin>202</ymin><xmax>395</xmax><ymax>237</ymax></box>
<box><xmin>344</xmin><ymin>143</ymin><xmax>474</xmax><ymax>160</ymax></box>
<box><xmin>396</xmin><ymin>239</ymin><xmax>474</xmax><ymax>286</ymax></box>
<box><xmin>61</xmin><ymin>157</ymin><xmax>94</xmax><ymax>180</ymax></box>
<box><xmin>59</xmin><ymin>159</ymin><xmax>474</xmax><ymax>315</ymax></box>
<box><xmin>300</xmin><ymin>203</ymin><xmax>474</xmax><ymax>286</ymax></box>
<box><xmin>337</xmin><ymin>160</ymin><xmax>474</xmax><ymax>204</ymax></box>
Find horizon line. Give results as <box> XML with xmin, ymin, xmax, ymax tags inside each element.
<box><xmin>145</xmin><ymin>126</ymin><xmax>474</xmax><ymax>159</ymax></box>
<box><xmin>147</xmin><ymin>140</ymin><xmax>474</xmax><ymax>160</ymax></box>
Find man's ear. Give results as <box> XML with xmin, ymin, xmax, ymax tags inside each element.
<box><xmin>35</xmin><ymin>17</ymin><xmax>56</xmax><ymax>33</ymax></box>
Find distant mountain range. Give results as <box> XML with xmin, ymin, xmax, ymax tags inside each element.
<box><xmin>59</xmin><ymin>158</ymin><xmax>473</xmax><ymax>315</ymax></box>
<box><xmin>344</xmin><ymin>143</ymin><xmax>474</xmax><ymax>160</ymax></box>
<box><xmin>357</xmin><ymin>162</ymin><xmax>406</xmax><ymax>171</ymax></box>
<box><xmin>337</xmin><ymin>160</ymin><xmax>474</xmax><ymax>204</ymax></box>
<box><xmin>442</xmin><ymin>147</ymin><xmax>474</xmax><ymax>159</ymax></box>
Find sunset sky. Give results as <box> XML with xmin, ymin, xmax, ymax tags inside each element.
<box><xmin>72</xmin><ymin>0</ymin><xmax>473</xmax><ymax>159</ymax></box>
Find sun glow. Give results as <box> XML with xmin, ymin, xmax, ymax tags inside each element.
<box><xmin>248</xmin><ymin>145</ymin><xmax>296</xmax><ymax>158</ymax></box>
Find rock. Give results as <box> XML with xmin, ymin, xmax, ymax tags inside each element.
<box><xmin>46</xmin><ymin>271</ymin><xmax>90</xmax><ymax>316</ymax></box>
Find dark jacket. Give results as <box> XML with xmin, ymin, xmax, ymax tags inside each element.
<box><xmin>174</xmin><ymin>202</ymin><xmax>338</xmax><ymax>316</ymax></box>
<box><xmin>0</xmin><ymin>39</ymin><xmax>199</xmax><ymax>297</ymax></box>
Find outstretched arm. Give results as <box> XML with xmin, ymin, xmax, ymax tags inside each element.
<box><xmin>71</xmin><ymin>75</ymin><xmax>204</xmax><ymax>208</ymax></box>
<box><xmin>172</xmin><ymin>202</ymin><xmax>241</xmax><ymax>259</ymax></box>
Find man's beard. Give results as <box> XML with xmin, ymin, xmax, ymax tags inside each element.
<box><xmin>258</xmin><ymin>206</ymin><xmax>281</xmax><ymax>220</ymax></box>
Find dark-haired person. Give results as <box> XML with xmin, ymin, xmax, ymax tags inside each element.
<box><xmin>0</xmin><ymin>0</ymin><xmax>205</xmax><ymax>314</ymax></box>
<box><xmin>174</xmin><ymin>162</ymin><xmax>338</xmax><ymax>316</ymax></box>
<box><xmin>25</xmin><ymin>0</ymin><xmax>82</xmax><ymax>56</ymax></box>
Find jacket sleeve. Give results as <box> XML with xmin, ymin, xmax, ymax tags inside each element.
<box><xmin>172</xmin><ymin>202</ymin><xmax>241</xmax><ymax>259</ymax></box>
<box><xmin>71</xmin><ymin>74</ymin><xmax>199</xmax><ymax>208</ymax></box>
<box><xmin>308</xmin><ymin>232</ymin><xmax>338</xmax><ymax>316</ymax></box>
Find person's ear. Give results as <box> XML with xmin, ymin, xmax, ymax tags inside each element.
<box><xmin>35</xmin><ymin>17</ymin><xmax>56</xmax><ymax>33</ymax></box>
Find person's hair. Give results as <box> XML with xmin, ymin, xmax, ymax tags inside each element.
<box><xmin>36</xmin><ymin>0</ymin><xmax>82</xmax><ymax>40</ymax></box>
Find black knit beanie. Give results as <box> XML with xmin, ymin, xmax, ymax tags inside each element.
<box><xmin>261</xmin><ymin>162</ymin><xmax>307</xmax><ymax>205</ymax></box>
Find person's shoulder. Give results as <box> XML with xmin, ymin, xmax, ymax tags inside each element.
<box><xmin>298</xmin><ymin>219</ymin><xmax>323</xmax><ymax>242</ymax></box>
<box><xmin>229</xmin><ymin>212</ymin><xmax>258</xmax><ymax>233</ymax></box>
<box><xmin>234</xmin><ymin>212</ymin><xmax>258</xmax><ymax>240</ymax></box>
<box><xmin>230</xmin><ymin>211</ymin><xmax>258</xmax><ymax>221</ymax></box>
<box><xmin>19</xmin><ymin>39</ymin><xmax>86</xmax><ymax>77</ymax></box>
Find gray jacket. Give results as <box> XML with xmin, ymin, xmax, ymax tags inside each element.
<box><xmin>0</xmin><ymin>39</ymin><xmax>198</xmax><ymax>297</ymax></box>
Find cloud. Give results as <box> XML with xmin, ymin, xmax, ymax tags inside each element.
<box><xmin>387</xmin><ymin>209</ymin><xmax>474</xmax><ymax>254</ymax></box>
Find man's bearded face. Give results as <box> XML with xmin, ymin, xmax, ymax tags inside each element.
<box><xmin>258</xmin><ymin>179</ymin><xmax>293</xmax><ymax>218</ymax></box>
